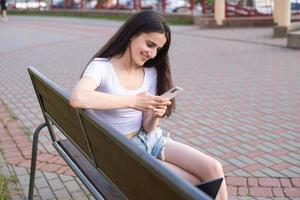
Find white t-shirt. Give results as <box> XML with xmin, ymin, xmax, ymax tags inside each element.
<box><xmin>82</xmin><ymin>57</ymin><xmax>158</xmax><ymax>135</ymax></box>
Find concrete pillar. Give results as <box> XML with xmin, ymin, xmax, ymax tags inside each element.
<box><xmin>277</xmin><ymin>0</ymin><xmax>291</xmax><ymax>27</ymax></box>
<box><xmin>214</xmin><ymin>0</ymin><xmax>225</xmax><ymax>26</ymax></box>
<box><xmin>273</xmin><ymin>0</ymin><xmax>291</xmax><ymax>37</ymax></box>
<box><xmin>273</xmin><ymin>0</ymin><xmax>280</xmax><ymax>24</ymax></box>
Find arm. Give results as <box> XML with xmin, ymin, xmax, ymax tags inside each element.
<box><xmin>70</xmin><ymin>77</ymin><xmax>167</xmax><ymax>111</ymax></box>
<box><xmin>70</xmin><ymin>77</ymin><xmax>133</xmax><ymax>110</ymax></box>
<box><xmin>142</xmin><ymin>103</ymin><xmax>170</xmax><ymax>132</ymax></box>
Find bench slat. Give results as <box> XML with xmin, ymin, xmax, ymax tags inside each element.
<box><xmin>58</xmin><ymin>139</ymin><xmax>127</xmax><ymax>200</ymax></box>
<box><xmin>32</xmin><ymin>73</ymin><xmax>93</xmax><ymax>159</ymax></box>
<box><xmin>80</xmin><ymin>110</ymin><xmax>209</xmax><ymax>200</ymax></box>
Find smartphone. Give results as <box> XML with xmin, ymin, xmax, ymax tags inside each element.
<box><xmin>160</xmin><ymin>86</ymin><xmax>183</xmax><ymax>100</ymax></box>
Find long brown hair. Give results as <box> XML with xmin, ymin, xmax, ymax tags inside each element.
<box><xmin>85</xmin><ymin>10</ymin><xmax>174</xmax><ymax>116</ymax></box>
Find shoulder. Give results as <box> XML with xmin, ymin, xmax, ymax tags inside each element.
<box><xmin>85</xmin><ymin>58</ymin><xmax>110</xmax><ymax>73</ymax></box>
<box><xmin>89</xmin><ymin>57</ymin><xmax>110</xmax><ymax>68</ymax></box>
<box><xmin>145</xmin><ymin>66</ymin><xmax>157</xmax><ymax>78</ymax></box>
<box><xmin>82</xmin><ymin>58</ymin><xmax>110</xmax><ymax>86</ymax></box>
<box><xmin>144</xmin><ymin>67</ymin><xmax>157</xmax><ymax>87</ymax></box>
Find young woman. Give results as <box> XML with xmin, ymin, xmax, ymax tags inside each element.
<box><xmin>70</xmin><ymin>10</ymin><xmax>228</xmax><ymax>200</ymax></box>
<box><xmin>1</xmin><ymin>0</ymin><xmax>7</xmax><ymax>21</ymax></box>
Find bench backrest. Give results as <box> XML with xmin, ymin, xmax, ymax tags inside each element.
<box><xmin>28</xmin><ymin>67</ymin><xmax>93</xmax><ymax>161</ymax></box>
<box><xmin>79</xmin><ymin>110</ymin><xmax>210</xmax><ymax>200</ymax></box>
<box><xmin>28</xmin><ymin>66</ymin><xmax>210</xmax><ymax>200</ymax></box>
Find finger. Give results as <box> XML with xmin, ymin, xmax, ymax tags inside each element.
<box><xmin>154</xmin><ymin>105</ymin><xmax>166</xmax><ymax>109</ymax></box>
<box><xmin>153</xmin><ymin>96</ymin><xmax>169</xmax><ymax>103</ymax></box>
<box><xmin>153</xmin><ymin>108</ymin><xmax>165</xmax><ymax>116</ymax></box>
<box><xmin>153</xmin><ymin>111</ymin><xmax>163</xmax><ymax>118</ymax></box>
<box><xmin>153</xmin><ymin>101</ymin><xmax>170</xmax><ymax>107</ymax></box>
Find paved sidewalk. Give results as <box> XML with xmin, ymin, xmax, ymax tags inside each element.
<box><xmin>0</xmin><ymin>16</ymin><xmax>299</xmax><ymax>199</ymax></box>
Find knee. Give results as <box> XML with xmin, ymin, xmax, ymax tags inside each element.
<box><xmin>210</xmin><ymin>159</ymin><xmax>224</xmax><ymax>177</ymax></box>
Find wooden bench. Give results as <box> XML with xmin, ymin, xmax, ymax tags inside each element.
<box><xmin>27</xmin><ymin>67</ymin><xmax>211</xmax><ymax>200</ymax></box>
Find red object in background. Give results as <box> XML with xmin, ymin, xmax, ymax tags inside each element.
<box><xmin>190</xmin><ymin>0</ymin><xmax>194</xmax><ymax>14</ymax></box>
<box><xmin>162</xmin><ymin>0</ymin><xmax>166</xmax><ymax>13</ymax></box>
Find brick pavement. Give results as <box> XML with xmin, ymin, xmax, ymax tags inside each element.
<box><xmin>0</xmin><ymin>16</ymin><xmax>299</xmax><ymax>199</ymax></box>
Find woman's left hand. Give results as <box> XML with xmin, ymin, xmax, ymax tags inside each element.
<box><xmin>152</xmin><ymin>105</ymin><xmax>168</xmax><ymax>118</ymax></box>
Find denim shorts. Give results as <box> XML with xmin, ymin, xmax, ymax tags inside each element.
<box><xmin>130</xmin><ymin>127</ymin><xmax>167</xmax><ymax>159</ymax></box>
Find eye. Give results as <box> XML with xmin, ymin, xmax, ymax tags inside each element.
<box><xmin>146</xmin><ymin>41</ymin><xmax>155</xmax><ymax>48</ymax></box>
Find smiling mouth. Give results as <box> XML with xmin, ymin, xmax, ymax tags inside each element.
<box><xmin>141</xmin><ymin>53</ymin><xmax>149</xmax><ymax>61</ymax></box>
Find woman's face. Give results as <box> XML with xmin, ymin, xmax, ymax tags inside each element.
<box><xmin>129</xmin><ymin>32</ymin><xmax>167</xmax><ymax>66</ymax></box>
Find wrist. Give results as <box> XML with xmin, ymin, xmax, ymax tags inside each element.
<box><xmin>125</xmin><ymin>95</ymin><xmax>135</xmax><ymax>109</ymax></box>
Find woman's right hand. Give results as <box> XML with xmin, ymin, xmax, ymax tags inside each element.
<box><xmin>132</xmin><ymin>92</ymin><xmax>171</xmax><ymax>112</ymax></box>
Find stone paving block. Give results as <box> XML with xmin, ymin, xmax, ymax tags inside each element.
<box><xmin>251</xmin><ymin>171</ymin><xmax>269</xmax><ymax>178</ymax></box>
<box><xmin>284</xmin><ymin>188</ymin><xmax>300</xmax><ymax>198</ymax></box>
<box><xmin>195</xmin><ymin>135</ymin><xmax>211</xmax><ymax>143</ymax></box>
<box><xmin>207</xmin><ymin>147</ymin><xmax>223</xmax><ymax>156</ymax></box>
<box><xmin>13</xmin><ymin>166</ymin><xmax>29</xmax><ymax>177</ymax></box>
<box><xmin>53</xmin><ymin>189</ymin><xmax>72</xmax><ymax>200</ymax></box>
<box><xmin>256</xmin><ymin>134</ymin><xmax>274</xmax><ymax>142</ymax></box>
<box><xmin>228</xmin><ymin>158</ymin><xmax>247</xmax><ymax>168</ymax></box>
<box><xmin>233</xmin><ymin>135</ymin><xmax>251</xmax><ymax>143</ymax></box>
<box><xmin>287</xmin><ymin>131</ymin><xmax>300</xmax><ymax>138</ymax></box>
<box><xmin>249</xmin><ymin>187</ymin><xmax>272</xmax><ymax>197</ymax></box>
<box><xmin>71</xmin><ymin>191</ymin><xmax>90</xmax><ymax>200</ymax></box>
<box><xmin>187</xmin><ymin>137</ymin><xmax>202</xmax><ymax>145</ymax></box>
<box><xmin>279</xmin><ymin>143</ymin><xmax>298</xmax><ymax>152</ymax></box>
<box><xmin>59</xmin><ymin>174</ymin><xmax>74</xmax><ymax>182</ymax></box>
<box><xmin>262</xmin><ymin>154</ymin><xmax>283</xmax><ymax>164</ymax></box>
<box><xmin>282</xmin><ymin>132</ymin><xmax>299</xmax><ymax>140</ymax></box>
<box><xmin>232</xmin><ymin>169</ymin><xmax>252</xmax><ymax>177</ymax></box>
<box><xmin>18</xmin><ymin>174</ymin><xmax>30</xmax><ymax>186</ymax></box>
<box><xmin>280</xmin><ymin>155</ymin><xmax>299</xmax><ymax>165</ymax></box>
<box><xmin>49</xmin><ymin>178</ymin><xmax>65</xmax><ymax>191</ymax></box>
<box><xmin>263</xmin><ymin>142</ymin><xmax>281</xmax><ymax>151</ymax></box>
<box><xmin>279</xmin><ymin>122</ymin><xmax>299</xmax><ymax>130</ymax></box>
<box><xmin>34</xmin><ymin>177</ymin><xmax>49</xmax><ymax>189</ymax></box>
<box><xmin>236</xmin><ymin>155</ymin><xmax>256</xmax><ymax>165</ymax></box>
<box><xmin>287</xmin><ymin>141</ymin><xmax>300</xmax><ymax>149</ymax></box>
<box><xmin>37</xmin><ymin>187</ymin><xmax>55</xmax><ymax>200</ymax></box>
<box><xmin>259</xmin><ymin>168</ymin><xmax>286</xmax><ymax>178</ymax></box>
<box><xmin>288</xmin><ymin>167</ymin><xmax>300</xmax><ymax>175</ymax></box>
<box><xmin>232</xmin><ymin>197</ymin><xmax>255</xmax><ymax>200</ymax></box>
<box><xmin>230</xmin><ymin>146</ymin><xmax>249</xmax><ymax>154</ymax></box>
<box><xmin>215</xmin><ymin>145</ymin><xmax>232</xmax><ymax>153</ymax></box>
<box><xmin>64</xmin><ymin>180</ymin><xmax>82</xmax><ymax>193</ymax></box>
<box><xmin>241</xmin><ymin>134</ymin><xmax>257</xmax><ymax>141</ymax></box>
<box><xmin>280</xmin><ymin>169</ymin><xmax>300</xmax><ymax>177</ymax></box>
<box><xmin>211</xmin><ymin>136</ymin><xmax>226</xmax><ymax>143</ymax></box>
<box><xmin>255</xmin><ymin>144</ymin><xmax>274</xmax><ymax>153</ymax></box>
<box><xmin>43</xmin><ymin>171</ymin><xmax>59</xmax><ymax>181</ymax></box>
<box><xmin>239</xmin><ymin>144</ymin><xmax>256</xmax><ymax>152</ymax></box>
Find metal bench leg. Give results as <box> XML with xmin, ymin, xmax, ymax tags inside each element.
<box><xmin>28</xmin><ymin>122</ymin><xmax>47</xmax><ymax>200</ymax></box>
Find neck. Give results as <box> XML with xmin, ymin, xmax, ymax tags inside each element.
<box><xmin>112</xmin><ymin>46</ymin><xmax>140</xmax><ymax>72</ymax></box>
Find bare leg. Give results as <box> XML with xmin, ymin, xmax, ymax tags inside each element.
<box><xmin>2</xmin><ymin>10</ymin><xmax>7</xmax><ymax>21</ymax></box>
<box><xmin>157</xmin><ymin>159</ymin><xmax>200</xmax><ymax>185</ymax></box>
<box><xmin>163</xmin><ymin>139</ymin><xmax>228</xmax><ymax>200</ymax></box>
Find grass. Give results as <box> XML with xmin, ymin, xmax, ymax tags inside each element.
<box><xmin>5</xmin><ymin>106</ymin><xmax>17</xmax><ymax>120</ymax></box>
<box><xmin>9</xmin><ymin>9</ymin><xmax>194</xmax><ymax>25</ymax></box>
<box><xmin>2</xmin><ymin>101</ymin><xmax>33</xmax><ymax>138</ymax></box>
<box><xmin>0</xmin><ymin>172</ymin><xmax>21</xmax><ymax>200</ymax></box>
<box><xmin>0</xmin><ymin>174</ymin><xmax>9</xmax><ymax>200</ymax></box>
<box><xmin>21</xmin><ymin>126</ymin><xmax>33</xmax><ymax>137</ymax></box>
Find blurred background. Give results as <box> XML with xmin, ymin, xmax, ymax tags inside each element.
<box><xmin>4</xmin><ymin>0</ymin><xmax>300</xmax><ymax>18</ymax></box>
